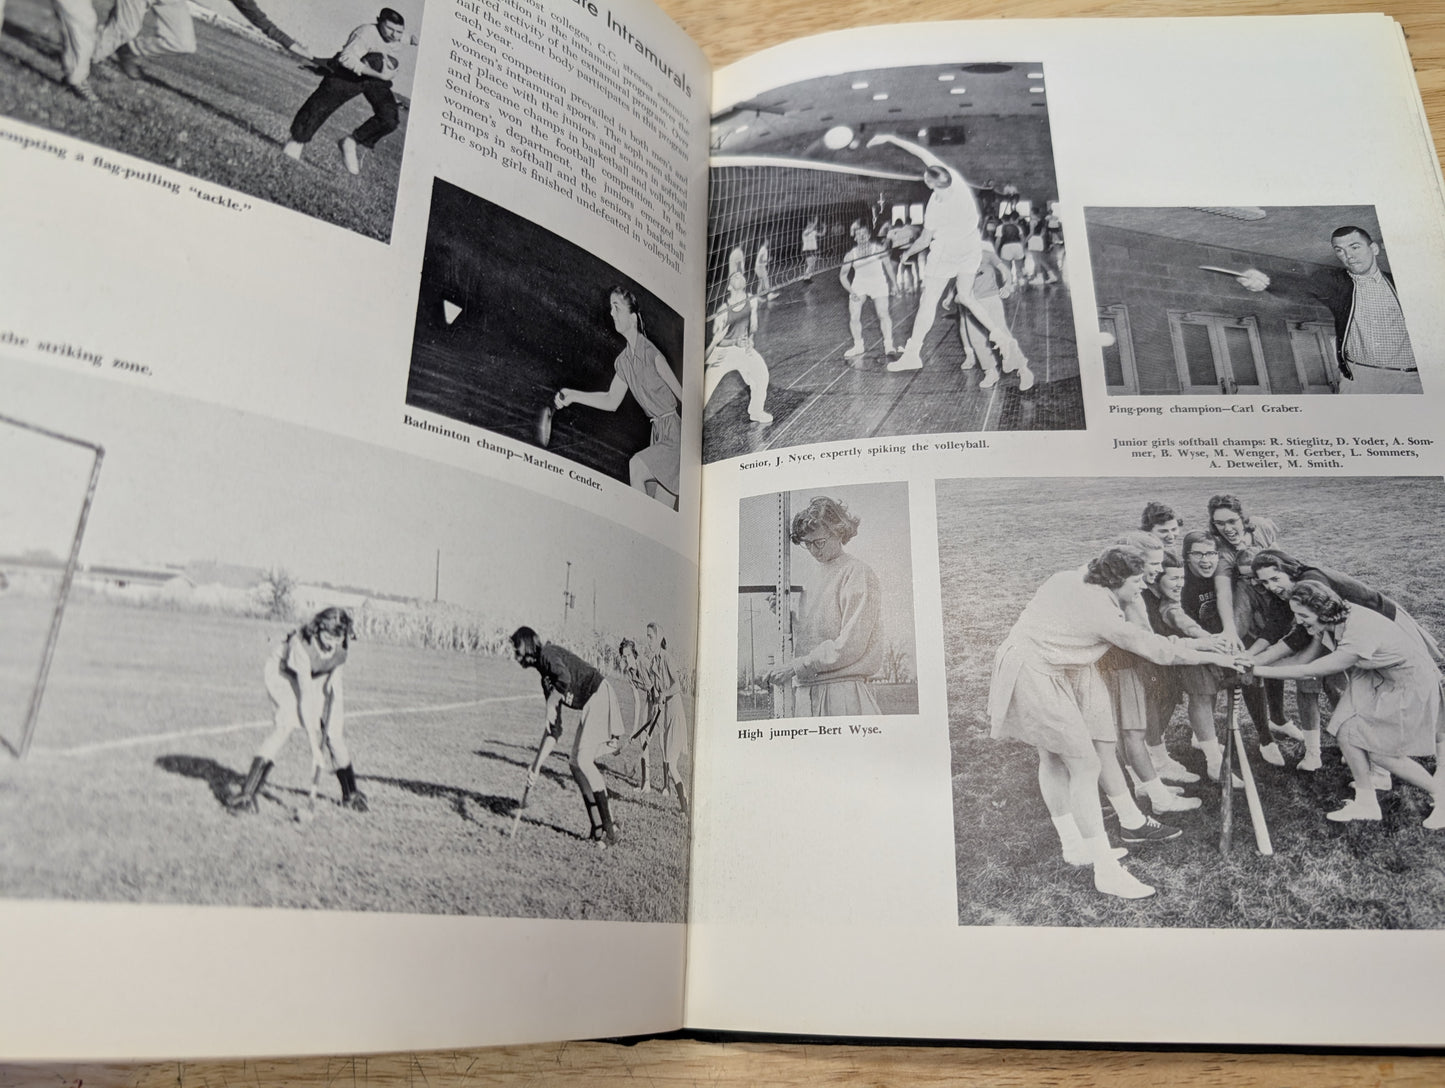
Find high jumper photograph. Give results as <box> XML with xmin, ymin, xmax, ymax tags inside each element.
<box><xmin>703</xmin><ymin>62</ymin><xmax>1083</xmax><ymax>465</ymax></box>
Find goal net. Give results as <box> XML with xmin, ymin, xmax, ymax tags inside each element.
<box><xmin>708</xmin><ymin>155</ymin><xmax>927</xmax><ymax>310</ymax></box>
<box><xmin>0</xmin><ymin>413</ymin><xmax>103</xmax><ymax>759</ymax></box>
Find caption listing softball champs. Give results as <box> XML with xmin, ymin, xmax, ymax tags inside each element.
<box><xmin>1102</xmin><ymin>425</ymin><xmax>1435</xmax><ymax>471</ymax></box>
<box><xmin>438</xmin><ymin>0</ymin><xmax>691</xmax><ymax>270</ymax></box>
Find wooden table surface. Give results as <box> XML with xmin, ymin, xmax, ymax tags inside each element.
<box><xmin>4</xmin><ymin>0</ymin><xmax>1444</xmax><ymax>1084</ymax></box>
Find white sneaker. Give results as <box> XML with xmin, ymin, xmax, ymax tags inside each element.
<box><xmin>1094</xmin><ymin>863</ymin><xmax>1156</xmax><ymax>900</ymax></box>
<box><xmin>1150</xmin><ymin>791</ymin><xmax>1202</xmax><ymax>813</ymax></box>
<box><xmin>1424</xmin><ymin>804</ymin><xmax>1445</xmax><ymax>831</ymax></box>
<box><xmin>979</xmin><ymin>370</ymin><xmax>1000</xmax><ymax>389</ymax></box>
<box><xmin>749</xmin><ymin>410</ymin><xmax>773</xmax><ymax>424</ymax></box>
<box><xmin>1136</xmin><ymin>781</ymin><xmax>1184</xmax><ymax>798</ymax></box>
<box><xmin>283</xmin><ymin>140</ymin><xmax>305</xmax><ymax>161</ymax></box>
<box><xmin>844</xmin><ymin>343</ymin><xmax>865</xmax><ymax>358</ymax></box>
<box><xmin>339</xmin><ymin>136</ymin><xmax>360</xmax><ymax>175</ymax></box>
<box><xmin>1064</xmin><ymin>845</ymin><xmax>1128</xmax><ymax>867</ymax></box>
<box><xmin>886</xmin><ymin>353</ymin><xmax>923</xmax><ymax>372</ymax></box>
<box><xmin>1156</xmin><ymin>758</ymin><xmax>1200</xmax><ymax>785</ymax></box>
<box><xmin>961</xmin><ymin>353</ymin><xmax>979</xmax><ymax>371</ymax></box>
<box><xmin>1017</xmin><ymin>366</ymin><xmax>1037</xmax><ymax>392</ymax></box>
<box><xmin>1259</xmin><ymin>742</ymin><xmax>1285</xmax><ymax>767</ymax></box>
<box><xmin>1270</xmin><ymin>718</ymin><xmax>1305</xmax><ymax>742</ymax></box>
<box><xmin>1297</xmin><ymin>752</ymin><xmax>1323</xmax><ymax>772</ymax></box>
<box><xmin>1327</xmin><ymin>797</ymin><xmax>1382</xmax><ymax>822</ymax></box>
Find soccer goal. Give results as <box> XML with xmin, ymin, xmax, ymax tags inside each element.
<box><xmin>708</xmin><ymin>155</ymin><xmax>927</xmax><ymax>308</ymax></box>
<box><xmin>0</xmin><ymin>412</ymin><xmax>104</xmax><ymax>759</ymax></box>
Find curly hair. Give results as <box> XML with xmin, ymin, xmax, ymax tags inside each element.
<box><xmin>1288</xmin><ymin>580</ymin><xmax>1349</xmax><ymax>626</ymax></box>
<box><xmin>302</xmin><ymin>606</ymin><xmax>354</xmax><ymax>648</ymax></box>
<box><xmin>1140</xmin><ymin>501</ymin><xmax>1179</xmax><ymax>532</ymax></box>
<box><xmin>1083</xmin><ymin>545</ymin><xmax>1149</xmax><ymax>589</ymax></box>
<box><xmin>789</xmin><ymin>496</ymin><xmax>860</xmax><ymax>546</ymax></box>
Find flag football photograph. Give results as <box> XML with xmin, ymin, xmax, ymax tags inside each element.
<box><xmin>0</xmin><ymin>0</ymin><xmax>424</xmax><ymax>241</ymax></box>
<box><xmin>406</xmin><ymin>178</ymin><xmax>688</xmax><ymax>511</ymax></box>
<box><xmin>704</xmin><ymin>62</ymin><xmax>1083</xmax><ymax>466</ymax></box>
<box><xmin>938</xmin><ymin>475</ymin><xmax>1445</xmax><ymax>928</ymax></box>
<box><xmin>0</xmin><ymin>355</ymin><xmax>695</xmax><ymax>921</ymax></box>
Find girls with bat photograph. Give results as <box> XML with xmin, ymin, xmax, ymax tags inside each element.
<box><xmin>228</xmin><ymin>606</ymin><xmax>368</xmax><ymax>816</ymax></box>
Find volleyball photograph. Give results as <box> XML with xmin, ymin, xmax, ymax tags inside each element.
<box><xmin>938</xmin><ymin>476</ymin><xmax>1445</xmax><ymax>928</ymax></box>
<box><xmin>736</xmin><ymin>482</ymin><xmax>918</xmax><ymax>720</ymax></box>
<box><xmin>0</xmin><ymin>355</ymin><xmax>694</xmax><ymax>921</ymax></box>
<box><xmin>703</xmin><ymin>61</ymin><xmax>1083</xmax><ymax>465</ymax></box>
<box><xmin>1086</xmin><ymin>206</ymin><xmax>1422</xmax><ymax>396</ymax></box>
<box><xmin>407</xmin><ymin>178</ymin><xmax>687</xmax><ymax>511</ymax></box>
<box><xmin>0</xmin><ymin>0</ymin><xmax>423</xmax><ymax>241</ymax></box>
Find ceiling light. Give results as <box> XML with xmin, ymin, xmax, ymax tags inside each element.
<box><xmin>872</xmin><ymin>92</ymin><xmax>888</xmax><ymax>101</ymax></box>
<box><xmin>1029</xmin><ymin>87</ymin><xmax>1044</xmax><ymax>93</ymax></box>
<box><xmin>938</xmin><ymin>74</ymin><xmax>955</xmax><ymax>81</ymax></box>
<box><xmin>950</xmin><ymin>87</ymin><xmax>966</xmax><ymax>95</ymax></box>
<box><xmin>1028</xmin><ymin>71</ymin><xmax>1043</xmax><ymax>78</ymax></box>
<box><xmin>852</xmin><ymin>81</ymin><xmax>868</xmax><ymax>90</ymax></box>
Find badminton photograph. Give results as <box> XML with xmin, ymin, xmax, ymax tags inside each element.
<box><xmin>704</xmin><ymin>61</ymin><xmax>1083</xmax><ymax>466</ymax></box>
<box><xmin>407</xmin><ymin>178</ymin><xmax>687</xmax><ymax>511</ymax></box>
<box><xmin>0</xmin><ymin>0</ymin><xmax>424</xmax><ymax>241</ymax></box>
<box><xmin>1086</xmin><ymin>205</ymin><xmax>1422</xmax><ymax>396</ymax></box>
<box><xmin>0</xmin><ymin>353</ymin><xmax>694</xmax><ymax>921</ymax></box>
<box><xmin>938</xmin><ymin>475</ymin><xmax>1445</xmax><ymax>928</ymax></box>
<box><xmin>737</xmin><ymin>482</ymin><xmax>918</xmax><ymax>721</ymax></box>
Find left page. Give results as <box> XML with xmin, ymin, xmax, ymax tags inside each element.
<box><xmin>0</xmin><ymin>0</ymin><xmax>709</xmax><ymax>1059</ymax></box>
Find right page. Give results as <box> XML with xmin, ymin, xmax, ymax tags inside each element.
<box><xmin>686</xmin><ymin>15</ymin><xmax>1445</xmax><ymax>1045</ymax></box>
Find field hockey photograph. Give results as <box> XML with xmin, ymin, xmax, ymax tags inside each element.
<box><xmin>736</xmin><ymin>482</ymin><xmax>918</xmax><ymax>721</ymax></box>
<box><xmin>0</xmin><ymin>0</ymin><xmax>423</xmax><ymax>241</ymax></box>
<box><xmin>703</xmin><ymin>61</ymin><xmax>1083</xmax><ymax>466</ymax></box>
<box><xmin>937</xmin><ymin>475</ymin><xmax>1445</xmax><ymax>928</ymax></box>
<box><xmin>0</xmin><ymin>354</ymin><xmax>695</xmax><ymax>921</ymax></box>
<box><xmin>406</xmin><ymin>178</ymin><xmax>687</xmax><ymax>511</ymax></box>
<box><xmin>1086</xmin><ymin>206</ymin><xmax>1421</xmax><ymax>396</ymax></box>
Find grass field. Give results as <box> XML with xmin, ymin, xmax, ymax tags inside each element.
<box><xmin>938</xmin><ymin>476</ymin><xmax>1445</xmax><ymax>929</ymax></box>
<box><xmin>0</xmin><ymin>597</ymin><xmax>690</xmax><ymax>920</ymax></box>
<box><xmin>1</xmin><ymin>0</ymin><xmax>404</xmax><ymax>241</ymax></box>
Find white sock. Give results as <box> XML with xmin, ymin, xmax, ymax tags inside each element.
<box><xmin>1147</xmin><ymin>742</ymin><xmax>1174</xmax><ymax>767</ymax></box>
<box><xmin>1084</xmin><ymin>834</ymin><xmax>1121</xmax><ymax>869</ymax></box>
<box><xmin>1142</xmin><ymin>777</ymin><xmax>1175</xmax><ymax>806</ymax></box>
<box><xmin>1106</xmin><ymin>791</ymin><xmax>1146</xmax><ymax>830</ymax></box>
<box><xmin>1050</xmin><ymin>813</ymin><xmax>1083</xmax><ymax>856</ymax></box>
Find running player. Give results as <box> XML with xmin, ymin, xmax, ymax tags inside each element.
<box><xmin>704</xmin><ymin>272</ymin><xmax>772</xmax><ymax>423</ymax></box>
<box><xmin>228</xmin><ymin>607</ymin><xmax>367</xmax><ymax>815</ymax></box>
<box><xmin>556</xmin><ymin>288</ymin><xmax>683</xmax><ymax>508</ymax></box>
<box><xmin>510</xmin><ymin>626</ymin><xmax>625</xmax><ymax>845</ymax></box>
<box><xmin>93</xmin><ymin>0</ymin><xmax>314</xmax><ymax>82</ymax></box>
<box><xmin>838</xmin><ymin>219</ymin><xmax>897</xmax><ymax>358</ymax></box>
<box><xmin>866</xmin><ymin>133</ymin><xmax>1013</xmax><ymax>373</ymax></box>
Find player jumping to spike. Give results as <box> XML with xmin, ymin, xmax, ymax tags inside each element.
<box><xmin>839</xmin><ymin>218</ymin><xmax>897</xmax><ymax>358</ymax></box>
<box><xmin>866</xmin><ymin>134</ymin><xmax>1015</xmax><ymax>374</ymax></box>
<box><xmin>283</xmin><ymin>8</ymin><xmax>417</xmax><ymax>176</ymax></box>
<box><xmin>510</xmin><ymin>626</ymin><xmax>626</xmax><ymax>846</ymax></box>
<box><xmin>228</xmin><ymin>607</ymin><xmax>367</xmax><ymax>816</ymax></box>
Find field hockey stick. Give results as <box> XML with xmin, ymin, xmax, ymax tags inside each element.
<box><xmin>1230</xmin><ymin>681</ymin><xmax>1275</xmax><ymax>856</ymax></box>
<box><xmin>1219</xmin><ymin>686</ymin><xmax>1236</xmax><ymax>855</ymax></box>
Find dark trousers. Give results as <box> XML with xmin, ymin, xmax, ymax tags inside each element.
<box><xmin>290</xmin><ymin>68</ymin><xmax>399</xmax><ymax>148</ymax></box>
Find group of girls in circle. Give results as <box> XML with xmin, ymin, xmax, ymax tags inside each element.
<box><xmin>989</xmin><ymin>494</ymin><xmax>1444</xmax><ymax>901</ymax></box>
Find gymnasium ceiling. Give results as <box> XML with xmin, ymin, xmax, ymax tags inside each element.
<box><xmin>1084</xmin><ymin>206</ymin><xmax>1388</xmax><ymax>268</ymax></box>
<box><xmin>711</xmin><ymin>62</ymin><xmax>1049</xmax><ymax>163</ymax></box>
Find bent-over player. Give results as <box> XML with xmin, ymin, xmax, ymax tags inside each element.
<box><xmin>93</xmin><ymin>0</ymin><xmax>314</xmax><ymax>82</ymax></box>
<box><xmin>229</xmin><ymin>606</ymin><xmax>367</xmax><ymax>815</ymax></box>
<box><xmin>284</xmin><ymin>8</ymin><xmax>416</xmax><ymax>176</ymax></box>
<box><xmin>511</xmin><ymin>626</ymin><xmax>625</xmax><ymax>845</ymax></box>
<box><xmin>703</xmin><ymin>272</ymin><xmax>772</xmax><ymax>424</ymax></box>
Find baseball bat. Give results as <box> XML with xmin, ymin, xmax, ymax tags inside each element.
<box><xmin>1219</xmin><ymin>687</ymin><xmax>1235</xmax><ymax>855</ymax></box>
<box><xmin>1230</xmin><ymin>686</ymin><xmax>1275</xmax><ymax>856</ymax></box>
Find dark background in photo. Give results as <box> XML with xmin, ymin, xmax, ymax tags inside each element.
<box><xmin>407</xmin><ymin>178</ymin><xmax>686</xmax><ymax>495</ymax></box>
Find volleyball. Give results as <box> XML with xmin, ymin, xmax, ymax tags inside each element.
<box><xmin>823</xmin><ymin>126</ymin><xmax>854</xmax><ymax>150</ymax></box>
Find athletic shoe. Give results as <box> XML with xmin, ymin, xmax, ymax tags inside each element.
<box><xmin>283</xmin><ymin>140</ymin><xmax>305</xmax><ymax>161</ymax></box>
<box><xmin>344</xmin><ymin>791</ymin><xmax>369</xmax><ymax>813</ymax></box>
<box><xmin>116</xmin><ymin>45</ymin><xmax>145</xmax><ymax>80</ymax></box>
<box><xmin>886</xmin><ymin>353</ymin><xmax>923</xmax><ymax>373</ymax></box>
<box><xmin>1326</xmin><ymin>797</ymin><xmax>1382</xmax><ymax>822</ymax></box>
<box><xmin>1156</xmin><ymin>758</ymin><xmax>1200</xmax><ymax>785</ymax></box>
<box><xmin>1119</xmin><ymin>816</ymin><xmax>1182</xmax><ymax>844</ymax></box>
<box><xmin>339</xmin><ymin>136</ymin><xmax>361</xmax><ymax>175</ymax></box>
<box><xmin>1424</xmin><ymin>805</ymin><xmax>1445</xmax><ymax>831</ymax></box>
<box><xmin>1017</xmin><ymin>365</ymin><xmax>1037</xmax><ymax>392</ymax></box>
<box><xmin>843</xmin><ymin>344</ymin><xmax>866</xmax><ymax>358</ymax></box>
<box><xmin>1094</xmin><ymin>864</ymin><xmax>1155</xmax><ymax>900</ymax></box>
<box><xmin>1270</xmin><ymin>718</ymin><xmax>1305</xmax><ymax>742</ymax></box>
<box><xmin>1258</xmin><ymin>742</ymin><xmax>1285</xmax><ymax>767</ymax></box>
<box><xmin>1148</xmin><ymin>791</ymin><xmax>1201</xmax><ymax>814</ymax></box>
<box><xmin>68</xmin><ymin>81</ymin><xmax>99</xmax><ymax>103</ymax></box>
<box><xmin>1063</xmin><ymin>845</ymin><xmax>1127</xmax><ymax>867</ymax></box>
<box><xmin>960</xmin><ymin>353</ymin><xmax>979</xmax><ymax>371</ymax></box>
<box><xmin>749</xmin><ymin>410</ymin><xmax>774</xmax><ymax>424</ymax></box>
<box><xmin>1296</xmin><ymin>752</ymin><xmax>1323</xmax><ymax>772</ymax></box>
<box><xmin>1135</xmin><ymin>781</ymin><xmax>1184</xmax><ymax>798</ymax></box>
<box><xmin>979</xmin><ymin>370</ymin><xmax>1000</xmax><ymax>389</ymax></box>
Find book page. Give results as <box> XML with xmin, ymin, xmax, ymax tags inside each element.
<box><xmin>686</xmin><ymin>15</ymin><xmax>1445</xmax><ymax>1045</ymax></box>
<box><xmin>0</xmin><ymin>0</ymin><xmax>709</xmax><ymax>1060</ymax></box>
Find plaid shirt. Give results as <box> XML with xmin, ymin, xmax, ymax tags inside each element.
<box><xmin>1344</xmin><ymin>267</ymin><xmax>1416</xmax><ymax>369</ymax></box>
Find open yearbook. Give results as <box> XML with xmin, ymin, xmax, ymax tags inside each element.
<box><xmin>2</xmin><ymin>0</ymin><xmax>1445</xmax><ymax>1058</ymax></box>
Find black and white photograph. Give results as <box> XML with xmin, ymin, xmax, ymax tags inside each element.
<box><xmin>1087</xmin><ymin>206</ymin><xmax>1422</xmax><ymax>395</ymax></box>
<box><xmin>737</xmin><ymin>482</ymin><xmax>917</xmax><ymax>720</ymax></box>
<box><xmin>938</xmin><ymin>476</ymin><xmax>1445</xmax><ymax>927</ymax></box>
<box><xmin>703</xmin><ymin>62</ymin><xmax>1083</xmax><ymax>465</ymax></box>
<box><xmin>0</xmin><ymin>0</ymin><xmax>423</xmax><ymax>241</ymax></box>
<box><xmin>407</xmin><ymin>179</ymin><xmax>687</xmax><ymax>511</ymax></box>
<box><xmin>0</xmin><ymin>354</ymin><xmax>694</xmax><ymax>921</ymax></box>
